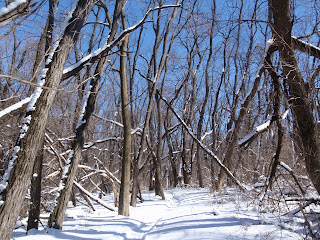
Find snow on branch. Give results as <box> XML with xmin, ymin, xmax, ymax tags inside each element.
<box><xmin>93</xmin><ymin>114</ymin><xmax>124</xmax><ymax>128</ymax></box>
<box><xmin>238</xmin><ymin>109</ymin><xmax>289</xmax><ymax>148</ymax></box>
<box><xmin>76</xmin><ymin>87</ymin><xmax>90</xmax><ymax>129</ymax></box>
<box><xmin>0</xmin><ymin>97</ymin><xmax>30</xmax><ymax>122</ymax></box>
<box><xmin>78</xmin><ymin>164</ymin><xmax>120</xmax><ymax>187</ymax></box>
<box><xmin>279</xmin><ymin>161</ymin><xmax>306</xmax><ymax>195</ymax></box>
<box><xmin>201</xmin><ymin>130</ymin><xmax>213</xmax><ymax>142</ymax></box>
<box><xmin>62</xmin><ymin>3</ymin><xmax>181</xmax><ymax>80</ymax></box>
<box><xmin>238</xmin><ymin>120</ymin><xmax>271</xmax><ymax>147</ymax></box>
<box><xmin>93</xmin><ymin>113</ymin><xmax>143</xmax><ymax>136</ymax></box>
<box><xmin>162</xmin><ymin>123</ymin><xmax>181</xmax><ymax>138</ymax></box>
<box><xmin>292</xmin><ymin>36</ymin><xmax>320</xmax><ymax>59</ymax></box>
<box><xmin>0</xmin><ymin>0</ymin><xmax>27</xmax><ymax>17</ymax></box>
<box><xmin>0</xmin><ymin>0</ymin><xmax>33</xmax><ymax>27</ymax></box>
<box><xmin>83</xmin><ymin>137</ymin><xmax>120</xmax><ymax>149</ymax></box>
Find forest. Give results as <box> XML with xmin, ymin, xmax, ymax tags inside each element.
<box><xmin>0</xmin><ymin>0</ymin><xmax>320</xmax><ymax>239</ymax></box>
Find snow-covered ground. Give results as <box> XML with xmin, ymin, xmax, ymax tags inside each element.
<box><xmin>12</xmin><ymin>187</ymin><xmax>311</xmax><ymax>239</ymax></box>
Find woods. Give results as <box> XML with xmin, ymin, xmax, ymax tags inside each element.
<box><xmin>0</xmin><ymin>0</ymin><xmax>320</xmax><ymax>239</ymax></box>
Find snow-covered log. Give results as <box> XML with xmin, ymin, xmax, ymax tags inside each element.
<box><xmin>238</xmin><ymin>120</ymin><xmax>271</xmax><ymax>147</ymax></box>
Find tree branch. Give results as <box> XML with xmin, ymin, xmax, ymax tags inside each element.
<box><xmin>61</xmin><ymin>4</ymin><xmax>181</xmax><ymax>80</ymax></box>
<box><xmin>0</xmin><ymin>0</ymin><xmax>35</xmax><ymax>27</ymax></box>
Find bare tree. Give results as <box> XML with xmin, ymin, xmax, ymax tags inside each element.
<box><xmin>0</xmin><ymin>0</ymin><xmax>95</xmax><ymax>238</ymax></box>
<box><xmin>27</xmin><ymin>0</ymin><xmax>59</xmax><ymax>231</ymax></box>
<box><xmin>131</xmin><ymin>0</ymin><xmax>181</xmax><ymax>206</ymax></box>
<box><xmin>48</xmin><ymin>0</ymin><xmax>125</xmax><ymax>229</ymax></box>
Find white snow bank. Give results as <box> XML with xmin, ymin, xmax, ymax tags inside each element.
<box><xmin>12</xmin><ymin>188</ymin><xmax>306</xmax><ymax>239</ymax></box>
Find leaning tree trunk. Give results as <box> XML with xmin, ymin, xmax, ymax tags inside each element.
<box><xmin>269</xmin><ymin>0</ymin><xmax>320</xmax><ymax>194</ymax></box>
<box><xmin>48</xmin><ymin>0</ymin><xmax>124</xmax><ymax>229</ymax></box>
<box><xmin>27</xmin><ymin>0</ymin><xmax>58</xmax><ymax>231</ymax></box>
<box><xmin>47</xmin><ymin>60</ymin><xmax>107</xmax><ymax>229</ymax></box>
<box><xmin>0</xmin><ymin>1</ymin><xmax>94</xmax><ymax>238</ymax></box>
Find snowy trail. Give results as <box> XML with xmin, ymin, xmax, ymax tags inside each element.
<box><xmin>12</xmin><ymin>188</ymin><xmax>302</xmax><ymax>239</ymax></box>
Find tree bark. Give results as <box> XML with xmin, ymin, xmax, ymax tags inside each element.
<box><xmin>118</xmin><ymin>8</ymin><xmax>131</xmax><ymax>217</ymax></box>
<box><xmin>27</xmin><ymin>0</ymin><xmax>58</xmax><ymax>230</ymax></box>
<box><xmin>154</xmin><ymin>93</ymin><xmax>165</xmax><ymax>199</ymax></box>
<box><xmin>27</xmin><ymin>135</ymin><xmax>44</xmax><ymax>231</ymax></box>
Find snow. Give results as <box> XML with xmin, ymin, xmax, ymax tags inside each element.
<box><xmin>238</xmin><ymin>120</ymin><xmax>271</xmax><ymax>147</ymax></box>
<box><xmin>0</xmin><ymin>146</ymin><xmax>20</xmax><ymax>194</ymax></box>
<box><xmin>27</xmin><ymin>77</ymin><xmax>43</xmax><ymax>111</ymax></box>
<box><xmin>19</xmin><ymin>114</ymin><xmax>32</xmax><ymax>139</ymax></box>
<box><xmin>0</xmin><ymin>0</ymin><xmax>26</xmax><ymax>17</ymax></box>
<box><xmin>256</xmin><ymin>120</ymin><xmax>271</xmax><ymax>132</ymax></box>
<box><xmin>51</xmin><ymin>150</ymin><xmax>73</xmax><ymax>210</ymax></box>
<box><xmin>282</xmin><ymin>109</ymin><xmax>289</xmax><ymax>120</ymax></box>
<box><xmin>76</xmin><ymin>87</ymin><xmax>91</xmax><ymax>129</ymax></box>
<box><xmin>59</xmin><ymin>150</ymin><xmax>73</xmax><ymax>189</ymax></box>
<box><xmin>73</xmin><ymin>181</ymin><xmax>115</xmax><ymax>212</ymax></box>
<box><xmin>83</xmin><ymin>137</ymin><xmax>120</xmax><ymax>149</ymax></box>
<box><xmin>12</xmin><ymin>187</ymin><xmax>307</xmax><ymax>239</ymax></box>
<box><xmin>0</xmin><ymin>97</ymin><xmax>31</xmax><ymax>119</ymax></box>
<box><xmin>201</xmin><ymin>130</ymin><xmax>213</xmax><ymax>141</ymax></box>
<box><xmin>265</xmin><ymin>39</ymin><xmax>274</xmax><ymax>57</ymax></box>
<box><xmin>292</xmin><ymin>36</ymin><xmax>320</xmax><ymax>52</ymax></box>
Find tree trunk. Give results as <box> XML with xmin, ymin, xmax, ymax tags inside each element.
<box><xmin>181</xmin><ymin>128</ymin><xmax>191</xmax><ymax>185</ymax></box>
<box><xmin>155</xmin><ymin>94</ymin><xmax>165</xmax><ymax>199</ymax></box>
<box><xmin>269</xmin><ymin>0</ymin><xmax>320</xmax><ymax>194</ymax></box>
<box><xmin>164</xmin><ymin>124</ymin><xmax>178</xmax><ymax>188</ymax></box>
<box><xmin>27</xmin><ymin>0</ymin><xmax>58</xmax><ymax>230</ymax></box>
<box><xmin>27</xmin><ymin>136</ymin><xmax>44</xmax><ymax>231</ymax></box>
<box><xmin>118</xmin><ymin>9</ymin><xmax>131</xmax><ymax>217</ymax></box>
